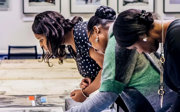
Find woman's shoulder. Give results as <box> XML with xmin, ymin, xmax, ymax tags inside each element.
<box><xmin>166</xmin><ymin>19</ymin><xmax>180</xmax><ymax>49</ymax></box>
<box><xmin>74</xmin><ymin>21</ymin><xmax>87</xmax><ymax>29</ymax></box>
<box><xmin>73</xmin><ymin>21</ymin><xmax>90</xmax><ymax>54</ymax></box>
<box><xmin>73</xmin><ymin>21</ymin><xmax>88</xmax><ymax>41</ymax></box>
<box><xmin>167</xmin><ymin>19</ymin><xmax>180</xmax><ymax>35</ymax></box>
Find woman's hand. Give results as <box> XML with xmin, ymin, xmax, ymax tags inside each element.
<box><xmin>70</xmin><ymin>89</ymin><xmax>87</xmax><ymax>102</ymax></box>
<box><xmin>80</xmin><ymin>77</ymin><xmax>91</xmax><ymax>89</ymax></box>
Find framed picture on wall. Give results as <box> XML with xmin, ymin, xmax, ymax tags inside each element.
<box><xmin>0</xmin><ymin>0</ymin><xmax>9</xmax><ymax>11</ymax></box>
<box><xmin>117</xmin><ymin>0</ymin><xmax>154</xmax><ymax>13</ymax></box>
<box><xmin>70</xmin><ymin>0</ymin><xmax>108</xmax><ymax>14</ymax></box>
<box><xmin>23</xmin><ymin>0</ymin><xmax>61</xmax><ymax>14</ymax></box>
<box><xmin>164</xmin><ymin>0</ymin><xmax>180</xmax><ymax>13</ymax></box>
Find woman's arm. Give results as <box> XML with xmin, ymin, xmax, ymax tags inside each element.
<box><xmin>82</xmin><ymin>69</ymin><xmax>102</xmax><ymax>97</ymax></box>
<box><xmin>79</xmin><ymin>49</ymin><xmax>103</xmax><ymax>90</ymax></box>
<box><xmin>71</xmin><ymin>48</ymin><xmax>104</xmax><ymax>102</ymax></box>
<box><xmin>67</xmin><ymin>91</ymin><xmax>118</xmax><ymax>112</ymax></box>
<box><xmin>82</xmin><ymin>47</ymin><xmax>104</xmax><ymax>96</ymax></box>
<box><xmin>71</xmin><ymin>70</ymin><xmax>102</xmax><ymax>102</ymax></box>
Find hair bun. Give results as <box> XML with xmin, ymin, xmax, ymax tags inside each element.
<box><xmin>95</xmin><ymin>6</ymin><xmax>116</xmax><ymax>20</ymax></box>
<box><xmin>138</xmin><ymin>10</ymin><xmax>153</xmax><ymax>26</ymax></box>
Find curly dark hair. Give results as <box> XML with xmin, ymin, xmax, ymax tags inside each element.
<box><xmin>113</xmin><ymin>9</ymin><xmax>155</xmax><ymax>47</ymax></box>
<box><xmin>32</xmin><ymin>11</ymin><xmax>82</xmax><ymax>65</ymax></box>
<box><xmin>87</xmin><ymin>5</ymin><xmax>116</xmax><ymax>36</ymax></box>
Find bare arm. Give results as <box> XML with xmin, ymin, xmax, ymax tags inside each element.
<box><xmin>82</xmin><ymin>70</ymin><xmax>102</xmax><ymax>97</ymax></box>
<box><xmin>71</xmin><ymin>69</ymin><xmax>102</xmax><ymax>102</ymax></box>
<box><xmin>82</xmin><ymin>47</ymin><xmax>104</xmax><ymax>96</ymax></box>
<box><xmin>71</xmin><ymin>47</ymin><xmax>104</xmax><ymax>102</ymax></box>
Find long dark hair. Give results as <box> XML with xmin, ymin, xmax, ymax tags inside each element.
<box><xmin>113</xmin><ymin>9</ymin><xmax>154</xmax><ymax>47</ymax></box>
<box><xmin>32</xmin><ymin>11</ymin><xmax>82</xmax><ymax>64</ymax></box>
<box><xmin>87</xmin><ymin>6</ymin><xmax>116</xmax><ymax>36</ymax></box>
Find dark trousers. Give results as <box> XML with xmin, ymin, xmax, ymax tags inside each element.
<box><xmin>171</xmin><ymin>95</ymin><xmax>180</xmax><ymax>112</ymax></box>
<box><xmin>115</xmin><ymin>88</ymin><xmax>155</xmax><ymax>112</ymax></box>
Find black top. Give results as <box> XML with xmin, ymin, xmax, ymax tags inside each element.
<box><xmin>164</xmin><ymin>19</ymin><xmax>180</xmax><ymax>111</ymax></box>
<box><xmin>67</xmin><ymin>22</ymin><xmax>101</xmax><ymax>81</ymax></box>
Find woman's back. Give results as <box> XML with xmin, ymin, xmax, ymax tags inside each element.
<box><xmin>68</xmin><ymin>21</ymin><xmax>101</xmax><ymax>81</ymax></box>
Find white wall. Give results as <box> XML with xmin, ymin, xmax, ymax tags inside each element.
<box><xmin>0</xmin><ymin>0</ymin><xmax>180</xmax><ymax>54</ymax></box>
<box><xmin>0</xmin><ymin>0</ymin><xmax>38</xmax><ymax>54</ymax></box>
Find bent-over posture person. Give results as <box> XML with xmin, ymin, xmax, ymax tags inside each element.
<box><xmin>113</xmin><ymin>9</ymin><xmax>180</xmax><ymax>111</ymax></box>
<box><xmin>70</xmin><ymin>5</ymin><xmax>116</xmax><ymax>102</ymax></box>
<box><xmin>32</xmin><ymin>11</ymin><xmax>102</xmax><ymax>102</ymax></box>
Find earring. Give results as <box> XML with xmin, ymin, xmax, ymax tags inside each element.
<box><xmin>95</xmin><ymin>37</ymin><xmax>99</xmax><ymax>42</ymax></box>
<box><xmin>143</xmin><ymin>37</ymin><xmax>148</xmax><ymax>42</ymax></box>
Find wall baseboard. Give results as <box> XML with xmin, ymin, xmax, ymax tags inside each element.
<box><xmin>0</xmin><ymin>54</ymin><xmax>42</xmax><ymax>59</ymax></box>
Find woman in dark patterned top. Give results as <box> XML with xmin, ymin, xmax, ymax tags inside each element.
<box><xmin>70</xmin><ymin>6</ymin><xmax>116</xmax><ymax>102</ymax></box>
<box><xmin>67</xmin><ymin>22</ymin><xmax>100</xmax><ymax>81</ymax></box>
<box><xmin>32</xmin><ymin>11</ymin><xmax>101</xmax><ymax>102</ymax></box>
